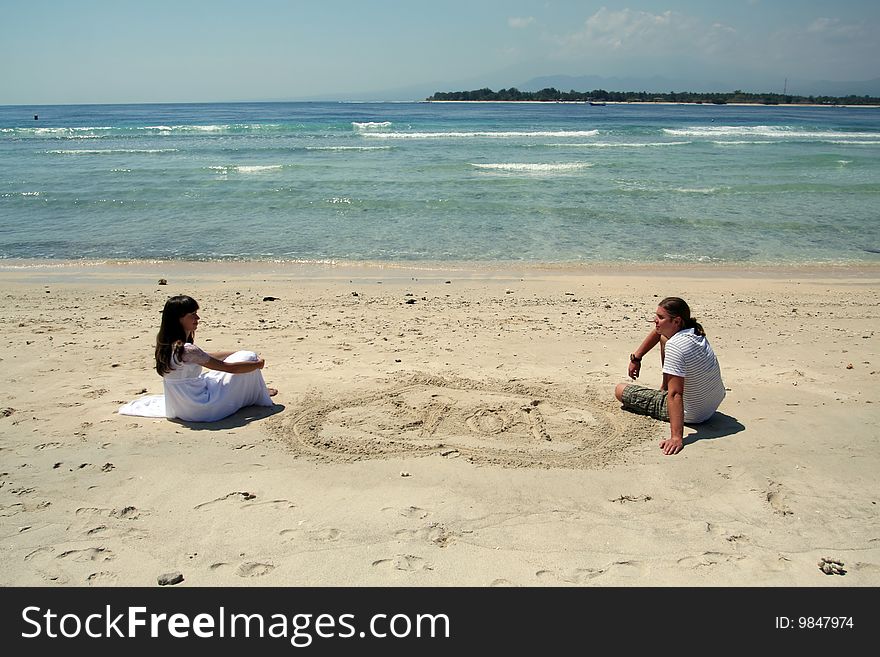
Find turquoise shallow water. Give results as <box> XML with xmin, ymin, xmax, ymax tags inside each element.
<box><xmin>1</xmin><ymin>101</ymin><xmax>878</xmax><ymax>263</ymax></box>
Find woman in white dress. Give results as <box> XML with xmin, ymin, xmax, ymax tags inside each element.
<box><xmin>120</xmin><ymin>295</ymin><xmax>276</xmax><ymax>422</ymax></box>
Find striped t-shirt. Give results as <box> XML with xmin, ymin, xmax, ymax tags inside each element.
<box><xmin>662</xmin><ymin>328</ymin><xmax>725</xmax><ymax>423</ymax></box>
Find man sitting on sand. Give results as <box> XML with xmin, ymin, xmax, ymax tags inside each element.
<box><xmin>614</xmin><ymin>297</ymin><xmax>725</xmax><ymax>455</ymax></box>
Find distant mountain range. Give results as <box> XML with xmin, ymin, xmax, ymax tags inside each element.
<box><xmin>519</xmin><ymin>74</ymin><xmax>880</xmax><ymax>98</ymax></box>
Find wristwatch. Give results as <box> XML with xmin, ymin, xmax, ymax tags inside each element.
<box><xmin>630</xmin><ymin>353</ymin><xmax>642</xmax><ymax>363</ymax></box>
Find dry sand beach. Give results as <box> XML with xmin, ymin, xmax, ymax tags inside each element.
<box><xmin>1</xmin><ymin>260</ymin><xmax>878</xmax><ymax>587</ymax></box>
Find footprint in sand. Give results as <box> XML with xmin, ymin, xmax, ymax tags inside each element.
<box><xmin>371</xmin><ymin>554</ymin><xmax>433</xmax><ymax>572</ymax></box>
<box><xmin>24</xmin><ymin>546</ymin><xmax>55</xmax><ymax>563</ymax></box>
<box><xmin>677</xmin><ymin>551</ymin><xmax>746</xmax><ymax>569</ymax></box>
<box><xmin>194</xmin><ymin>491</ymin><xmax>257</xmax><ymax>510</ymax></box>
<box><xmin>86</xmin><ymin>571</ymin><xmax>118</xmax><ymax>586</ymax></box>
<box><xmin>610</xmin><ymin>494</ymin><xmax>653</xmax><ymax>504</ymax></box>
<box><xmin>381</xmin><ymin>505</ymin><xmax>430</xmax><ymax>519</ymax></box>
<box><xmin>73</xmin><ymin>506</ymin><xmax>146</xmax><ymax>521</ymax></box>
<box><xmin>0</xmin><ymin>501</ymin><xmax>51</xmax><ymax>517</ymax></box>
<box><xmin>725</xmin><ymin>533</ymin><xmax>749</xmax><ymax>544</ymax></box>
<box><xmin>393</xmin><ymin>523</ymin><xmax>458</xmax><ymax>548</ymax></box>
<box><xmin>763</xmin><ymin>482</ymin><xmax>794</xmax><ymax>516</ymax></box>
<box><xmin>242</xmin><ymin>499</ymin><xmax>296</xmax><ymax>510</ymax></box>
<box><xmin>489</xmin><ymin>578</ymin><xmax>518</xmax><ymax>587</ymax></box>
<box><xmin>235</xmin><ymin>562</ymin><xmax>275</xmax><ymax>578</ymax></box>
<box><xmin>57</xmin><ymin>547</ymin><xmax>114</xmax><ymax>563</ymax></box>
<box><xmin>83</xmin><ymin>388</ymin><xmax>109</xmax><ymax>399</ymax></box>
<box><xmin>306</xmin><ymin>527</ymin><xmax>341</xmax><ymax>542</ymax></box>
<box><xmin>705</xmin><ymin>521</ymin><xmax>751</xmax><ymax>544</ymax></box>
<box><xmin>846</xmin><ymin>561</ymin><xmax>880</xmax><ymax>575</ymax></box>
<box><xmin>38</xmin><ymin>570</ymin><xmax>70</xmax><ymax>585</ymax></box>
<box><xmin>35</xmin><ymin>442</ymin><xmax>63</xmax><ymax>450</ymax></box>
<box><xmin>535</xmin><ymin>567</ymin><xmax>604</xmax><ymax>584</ymax></box>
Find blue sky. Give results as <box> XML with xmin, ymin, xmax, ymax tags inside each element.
<box><xmin>1</xmin><ymin>0</ymin><xmax>878</xmax><ymax>104</ymax></box>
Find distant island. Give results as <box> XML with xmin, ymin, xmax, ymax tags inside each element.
<box><xmin>427</xmin><ymin>87</ymin><xmax>880</xmax><ymax>106</ymax></box>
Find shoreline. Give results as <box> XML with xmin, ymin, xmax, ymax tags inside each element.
<box><xmin>426</xmin><ymin>100</ymin><xmax>880</xmax><ymax>109</ymax></box>
<box><xmin>2</xmin><ymin>257</ymin><xmax>879</xmax><ymax>285</ymax></box>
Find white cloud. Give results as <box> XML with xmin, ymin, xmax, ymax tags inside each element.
<box><xmin>508</xmin><ymin>16</ymin><xmax>535</xmax><ymax>29</ymax></box>
<box><xmin>805</xmin><ymin>17</ymin><xmax>865</xmax><ymax>42</ymax></box>
<box><xmin>766</xmin><ymin>17</ymin><xmax>877</xmax><ymax>79</ymax></box>
<box><xmin>555</xmin><ymin>7</ymin><xmax>737</xmax><ymax>55</ymax></box>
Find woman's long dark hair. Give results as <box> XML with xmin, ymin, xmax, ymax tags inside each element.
<box><xmin>659</xmin><ymin>297</ymin><xmax>705</xmax><ymax>336</ymax></box>
<box><xmin>155</xmin><ymin>295</ymin><xmax>199</xmax><ymax>376</ymax></box>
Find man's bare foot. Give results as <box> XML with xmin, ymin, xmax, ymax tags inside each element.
<box><xmin>267</xmin><ymin>387</ymin><xmax>279</xmax><ymax>397</ymax></box>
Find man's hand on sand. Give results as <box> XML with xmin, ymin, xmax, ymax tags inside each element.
<box><xmin>660</xmin><ymin>436</ymin><xmax>683</xmax><ymax>455</ymax></box>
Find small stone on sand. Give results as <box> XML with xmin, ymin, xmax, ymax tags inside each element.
<box><xmin>158</xmin><ymin>571</ymin><xmax>184</xmax><ymax>586</ymax></box>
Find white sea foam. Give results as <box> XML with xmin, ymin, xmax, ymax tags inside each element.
<box><xmin>209</xmin><ymin>164</ymin><xmax>284</xmax><ymax>173</ymax></box>
<box><xmin>328</xmin><ymin>197</ymin><xmax>352</xmax><ymax>204</ymax></box>
<box><xmin>142</xmin><ymin>124</ymin><xmax>280</xmax><ymax>133</ymax></box>
<box><xmin>237</xmin><ymin>165</ymin><xmax>283</xmax><ymax>173</ymax></box>
<box><xmin>46</xmin><ymin>148</ymin><xmax>179</xmax><ymax>155</ymax></box>
<box><xmin>305</xmin><ymin>146</ymin><xmax>393</xmax><ymax>151</ymax></box>
<box><xmin>35</xmin><ymin>126</ymin><xmax>114</xmax><ymax>134</ymax></box>
<box><xmin>190</xmin><ymin>125</ymin><xmax>228</xmax><ymax>132</ymax></box>
<box><xmin>470</xmin><ymin>162</ymin><xmax>593</xmax><ymax>172</ymax></box>
<box><xmin>352</xmin><ymin>121</ymin><xmax>392</xmax><ymax>131</ymax></box>
<box><xmin>712</xmin><ymin>140</ymin><xmax>781</xmax><ymax>145</ymax></box>
<box><xmin>673</xmin><ymin>187</ymin><xmax>721</xmax><ymax>194</ymax></box>
<box><xmin>143</xmin><ymin>124</ymin><xmax>227</xmax><ymax>132</ymax></box>
<box><xmin>664</xmin><ymin>126</ymin><xmax>880</xmax><ymax>139</ymax></box>
<box><xmin>1</xmin><ymin>191</ymin><xmax>42</xmax><ymax>197</ymax></box>
<box><xmin>6</xmin><ymin>126</ymin><xmax>113</xmax><ymax>138</ymax></box>
<box><xmin>837</xmin><ymin>160</ymin><xmax>852</xmax><ymax>165</ymax></box>
<box><xmin>662</xmin><ymin>253</ymin><xmax>717</xmax><ymax>262</ymax></box>
<box><xmin>825</xmin><ymin>140</ymin><xmax>880</xmax><ymax>145</ymax></box>
<box><xmin>368</xmin><ymin>130</ymin><xmax>600</xmax><ymax>139</ymax></box>
<box><xmin>545</xmin><ymin>141</ymin><xmax>690</xmax><ymax>148</ymax></box>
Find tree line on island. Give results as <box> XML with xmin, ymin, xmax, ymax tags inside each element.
<box><xmin>427</xmin><ymin>87</ymin><xmax>880</xmax><ymax>105</ymax></box>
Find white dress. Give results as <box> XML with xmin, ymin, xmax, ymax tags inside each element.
<box><xmin>119</xmin><ymin>344</ymin><xmax>273</xmax><ymax>422</ymax></box>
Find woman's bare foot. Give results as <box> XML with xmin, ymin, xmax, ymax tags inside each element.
<box><xmin>267</xmin><ymin>387</ymin><xmax>278</xmax><ymax>397</ymax></box>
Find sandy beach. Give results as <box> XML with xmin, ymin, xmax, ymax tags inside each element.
<box><xmin>1</xmin><ymin>260</ymin><xmax>878</xmax><ymax>587</ymax></box>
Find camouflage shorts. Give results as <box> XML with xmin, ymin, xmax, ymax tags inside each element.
<box><xmin>621</xmin><ymin>384</ymin><xmax>669</xmax><ymax>422</ymax></box>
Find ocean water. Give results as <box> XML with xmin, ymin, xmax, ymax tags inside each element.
<box><xmin>1</xmin><ymin>101</ymin><xmax>878</xmax><ymax>264</ymax></box>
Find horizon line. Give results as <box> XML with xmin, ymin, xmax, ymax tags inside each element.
<box><xmin>4</xmin><ymin>85</ymin><xmax>880</xmax><ymax>108</ymax></box>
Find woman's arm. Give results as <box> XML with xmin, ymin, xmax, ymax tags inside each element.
<box><xmin>628</xmin><ymin>329</ymin><xmax>661</xmax><ymax>379</ymax></box>
<box><xmin>202</xmin><ymin>355</ymin><xmax>264</xmax><ymax>375</ymax></box>
<box><xmin>206</xmin><ymin>350</ymin><xmax>236</xmax><ymax>361</ymax></box>
<box><xmin>660</xmin><ymin>374</ymin><xmax>684</xmax><ymax>455</ymax></box>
